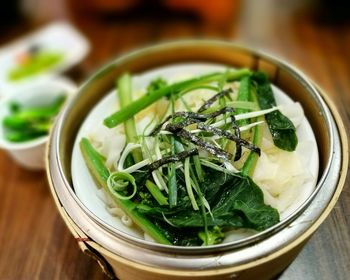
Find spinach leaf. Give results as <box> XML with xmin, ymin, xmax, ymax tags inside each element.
<box><xmin>252</xmin><ymin>72</ymin><xmax>298</xmax><ymax>151</ymax></box>
<box><xmin>153</xmin><ymin>219</ymin><xmax>203</xmax><ymax>246</ymax></box>
<box><xmin>138</xmin><ymin>168</ymin><xmax>280</xmax><ymax>233</ymax></box>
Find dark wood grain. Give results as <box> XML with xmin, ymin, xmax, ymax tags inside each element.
<box><xmin>0</xmin><ymin>0</ymin><xmax>349</xmax><ymax>279</ymax></box>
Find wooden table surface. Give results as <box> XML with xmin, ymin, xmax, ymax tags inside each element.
<box><xmin>1</xmin><ymin>1</ymin><xmax>349</xmax><ymax>279</ymax></box>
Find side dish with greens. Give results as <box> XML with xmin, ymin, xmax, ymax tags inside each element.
<box><xmin>79</xmin><ymin>68</ymin><xmax>311</xmax><ymax>246</ymax></box>
<box><xmin>8</xmin><ymin>45</ymin><xmax>64</xmax><ymax>82</ymax></box>
<box><xmin>2</xmin><ymin>94</ymin><xmax>66</xmax><ymax>142</ymax></box>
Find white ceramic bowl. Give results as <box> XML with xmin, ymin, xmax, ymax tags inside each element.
<box><xmin>0</xmin><ymin>77</ymin><xmax>76</xmax><ymax>170</ymax></box>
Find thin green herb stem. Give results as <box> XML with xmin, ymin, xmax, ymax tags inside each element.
<box><xmin>200</xmin><ymin>158</ymin><xmax>235</xmax><ymax>175</ymax></box>
<box><xmin>177</xmin><ymin>84</ymin><xmax>219</xmax><ymax>99</ymax></box>
<box><xmin>241</xmin><ymin>87</ymin><xmax>264</xmax><ymax>177</ymax></box>
<box><xmin>236</xmin><ymin>76</ymin><xmax>252</xmax><ymax>126</ymax></box>
<box><xmin>158</xmin><ymin>98</ymin><xmax>172</xmax><ymax>124</ymax></box>
<box><xmin>145</xmin><ymin>180</ymin><xmax>169</xmax><ymax>206</ymax></box>
<box><xmin>218</xmin><ymin>88</ymin><xmax>229</xmax><ymax>149</ymax></box>
<box><xmin>141</xmin><ymin>115</ymin><xmax>157</xmax><ymax>136</ymax></box>
<box><xmin>180</xmin><ymin>96</ymin><xmax>192</xmax><ymax>112</ymax></box>
<box><xmin>193</xmin><ymin>155</ymin><xmax>204</xmax><ymax>182</ymax></box>
<box><xmin>141</xmin><ymin>137</ymin><xmax>168</xmax><ymax>192</ymax></box>
<box><xmin>202</xmin><ymin>101</ymin><xmax>258</xmax><ymax>114</ymax></box>
<box><xmin>184</xmin><ymin>157</ymin><xmax>199</xmax><ymax>210</ymax></box>
<box><xmin>168</xmin><ymin>134</ymin><xmax>178</xmax><ymax>207</ymax></box>
<box><xmin>188</xmin><ymin>165</ymin><xmax>209</xmax><ymax>244</ymax></box>
<box><xmin>200</xmin><ymin>203</ymin><xmax>209</xmax><ymax>246</ymax></box>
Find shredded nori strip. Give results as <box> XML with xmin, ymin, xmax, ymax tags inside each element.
<box><xmin>168</xmin><ymin>107</ymin><xmax>236</xmax><ymax>131</ymax></box>
<box><xmin>148</xmin><ymin>97</ymin><xmax>256</xmax><ymax>162</ymax></box>
<box><xmin>148</xmin><ymin>148</ymin><xmax>198</xmax><ymax>171</ymax></box>
<box><xmin>150</xmin><ymin>113</ymin><xmax>201</xmax><ymax>136</ymax></box>
<box><xmin>150</xmin><ymin>107</ymin><xmax>235</xmax><ymax>136</ymax></box>
<box><xmin>229</xmin><ymin>114</ymin><xmax>243</xmax><ymax>161</ymax></box>
<box><xmin>197</xmin><ymin>123</ymin><xmax>260</xmax><ymax>157</ymax></box>
<box><xmin>197</xmin><ymin>88</ymin><xmax>233</xmax><ymax>113</ymax></box>
<box><xmin>165</xmin><ymin>124</ymin><xmax>232</xmax><ymax>161</ymax></box>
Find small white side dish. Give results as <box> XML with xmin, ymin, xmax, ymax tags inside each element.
<box><xmin>0</xmin><ymin>22</ymin><xmax>90</xmax><ymax>97</ymax></box>
<box><xmin>0</xmin><ymin>77</ymin><xmax>76</xmax><ymax>170</ymax></box>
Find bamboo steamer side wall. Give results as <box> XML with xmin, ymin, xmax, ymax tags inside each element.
<box><xmin>98</xmin><ymin>242</ymin><xmax>306</xmax><ymax>280</ymax></box>
<box><xmin>47</xmin><ymin>41</ymin><xmax>347</xmax><ymax>280</ymax></box>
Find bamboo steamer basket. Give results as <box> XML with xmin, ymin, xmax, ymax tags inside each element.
<box><xmin>46</xmin><ymin>41</ymin><xmax>348</xmax><ymax>280</ymax></box>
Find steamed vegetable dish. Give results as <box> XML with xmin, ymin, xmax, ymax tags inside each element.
<box><xmin>8</xmin><ymin>45</ymin><xmax>64</xmax><ymax>81</ymax></box>
<box><xmin>80</xmin><ymin>68</ymin><xmax>310</xmax><ymax>246</ymax></box>
<box><xmin>3</xmin><ymin>94</ymin><xmax>66</xmax><ymax>142</ymax></box>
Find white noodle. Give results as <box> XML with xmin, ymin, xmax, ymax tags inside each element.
<box><xmin>106</xmin><ymin>207</ymin><xmax>125</xmax><ymax>217</ymax></box>
<box><xmin>121</xmin><ymin>215</ymin><xmax>133</xmax><ymax>227</ymax></box>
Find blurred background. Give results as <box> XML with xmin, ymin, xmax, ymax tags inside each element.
<box><xmin>1</xmin><ymin>0</ymin><xmax>350</xmax><ymax>279</ymax></box>
<box><xmin>1</xmin><ymin>0</ymin><xmax>350</xmax><ymax>93</ymax></box>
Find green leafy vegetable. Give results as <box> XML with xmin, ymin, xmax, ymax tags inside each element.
<box><xmin>2</xmin><ymin>94</ymin><xmax>66</xmax><ymax>142</ymax></box>
<box><xmin>8</xmin><ymin>51</ymin><xmax>64</xmax><ymax>81</ymax></box>
<box><xmin>253</xmin><ymin>72</ymin><xmax>298</xmax><ymax>151</ymax></box>
<box><xmin>138</xmin><ymin>168</ymin><xmax>279</xmax><ymax>231</ymax></box>
<box><xmin>5</xmin><ymin>95</ymin><xmax>66</xmax><ymax>121</ymax></box>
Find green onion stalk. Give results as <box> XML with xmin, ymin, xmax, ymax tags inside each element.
<box><xmin>80</xmin><ymin>138</ymin><xmax>171</xmax><ymax>244</ymax></box>
<box><xmin>241</xmin><ymin>85</ymin><xmax>264</xmax><ymax>177</ymax></box>
<box><xmin>104</xmin><ymin>69</ymin><xmax>251</xmax><ymax>128</ymax></box>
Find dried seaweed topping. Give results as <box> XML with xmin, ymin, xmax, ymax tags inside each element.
<box><xmin>165</xmin><ymin>124</ymin><xmax>232</xmax><ymax>161</ymax></box>
<box><xmin>168</xmin><ymin>107</ymin><xmax>243</xmax><ymax>161</ymax></box>
<box><xmin>169</xmin><ymin>107</ymin><xmax>237</xmax><ymax>131</ymax></box>
<box><xmin>150</xmin><ymin>114</ymin><xmax>200</xmax><ymax>136</ymax></box>
<box><xmin>148</xmin><ymin>148</ymin><xmax>199</xmax><ymax>171</ymax></box>
<box><xmin>150</xmin><ymin>107</ymin><xmax>235</xmax><ymax>136</ymax></box>
<box><xmin>197</xmin><ymin>123</ymin><xmax>261</xmax><ymax>156</ymax></box>
<box><xmin>197</xmin><ymin>88</ymin><xmax>233</xmax><ymax>113</ymax></box>
<box><xmin>229</xmin><ymin>114</ymin><xmax>243</xmax><ymax>161</ymax></box>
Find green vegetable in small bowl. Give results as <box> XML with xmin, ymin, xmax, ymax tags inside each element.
<box><xmin>2</xmin><ymin>94</ymin><xmax>66</xmax><ymax>142</ymax></box>
<box><xmin>8</xmin><ymin>46</ymin><xmax>64</xmax><ymax>82</ymax></box>
<box><xmin>0</xmin><ymin>77</ymin><xmax>76</xmax><ymax>170</ymax></box>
